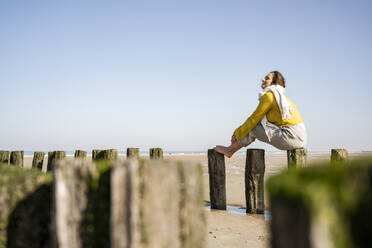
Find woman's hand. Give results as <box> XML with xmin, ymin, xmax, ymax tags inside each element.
<box><xmin>231</xmin><ymin>133</ymin><xmax>237</xmax><ymax>144</ymax></box>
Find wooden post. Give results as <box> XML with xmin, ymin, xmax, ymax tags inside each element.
<box><xmin>74</xmin><ymin>150</ymin><xmax>87</xmax><ymax>159</ymax></box>
<box><xmin>287</xmin><ymin>148</ymin><xmax>307</xmax><ymax>168</ymax></box>
<box><xmin>269</xmin><ymin>196</ymin><xmax>311</xmax><ymax>248</ymax></box>
<box><xmin>0</xmin><ymin>150</ymin><xmax>10</xmax><ymax>164</ymax></box>
<box><xmin>92</xmin><ymin>149</ymin><xmax>118</xmax><ymax>161</ymax></box>
<box><xmin>10</xmin><ymin>151</ymin><xmax>24</xmax><ymax>168</ymax></box>
<box><xmin>0</xmin><ymin>161</ymin><xmax>51</xmax><ymax>247</ymax></box>
<box><xmin>245</xmin><ymin>149</ymin><xmax>265</xmax><ymax>214</ymax></box>
<box><xmin>149</xmin><ymin>148</ymin><xmax>163</xmax><ymax>159</ymax></box>
<box><xmin>268</xmin><ymin>159</ymin><xmax>372</xmax><ymax>248</ymax></box>
<box><xmin>110</xmin><ymin>160</ymin><xmax>132</xmax><ymax>248</ymax></box>
<box><xmin>52</xmin><ymin>159</ymin><xmax>92</xmax><ymax>248</ymax></box>
<box><xmin>110</xmin><ymin>159</ymin><xmax>206</xmax><ymax>248</ymax></box>
<box><xmin>331</xmin><ymin>149</ymin><xmax>348</xmax><ymax>164</ymax></box>
<box><xmin>207</xmin><ymin>149</ymin><xmax>226</xmax><ymax>210</ymax></box>
<box><xmin>47</xmin><ymin>151</ymin><xmax>66</xmax><ymax>171</ymax></box>
<box><xmin>177</xmin><ymin>160</ymin><xmax>206</xmax><ymax>247</ymax></box>
<box><xmin>32</xmin><ymin>152</ymin><xmax>45</xmax><ymax>170</ymax></box>
<box><xmin>92</xmin><ymin>149</ymin><xmax>101</xmax><ymax>160</ymax></box>
<box><xmin>127</xmin><ymin>148</ymin><xmax>140</xmax><ymax>160</ymax></box>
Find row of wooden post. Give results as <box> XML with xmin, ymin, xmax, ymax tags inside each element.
<box><xmin>0</xmin><ymin>152</ymin><xmax>206</xmax><ymax>247</ymax></box>
<box><xmin>208</xmin><ymin>148</ymin><xmax>349</xmax><ymax>213</ymax></box>
<box><xmin>0</xmin><ymin>148</ymin><xmax>164</xmax><ymax>170</ymax></box>
<box><xmin>0</xmin><ymin>151</ymin><xmax>24</xmax><ymax>167</ymax></box>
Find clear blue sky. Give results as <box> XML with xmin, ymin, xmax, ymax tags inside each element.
<box><xmin>1</xmin><ymin>0</ymin><xmax>371</xmax><ymax>152</ymax></box>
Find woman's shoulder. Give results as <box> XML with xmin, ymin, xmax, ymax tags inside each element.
<box><xmin>262</xmin><ymin>91</ymin><xmax>275</xmax><ymax>101</ymax></box>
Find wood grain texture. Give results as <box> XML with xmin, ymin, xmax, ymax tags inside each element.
<box><xmin>207</xmin><ymin>149</ymin><xmax>226</xmax><ymax>210</ymax></box>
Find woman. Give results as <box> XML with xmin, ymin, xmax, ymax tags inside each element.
<box><xmin>214</xmin><ymin>71</ymin><xmax>307</xmax><ymax>158</ymax></box>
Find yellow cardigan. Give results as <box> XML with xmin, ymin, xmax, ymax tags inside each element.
<box><xmin>234</xmin><ymin>92</ymin><xmax>304</xmax><ymax>140</ymax></box>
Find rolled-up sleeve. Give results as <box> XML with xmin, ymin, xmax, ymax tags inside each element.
<box><xmin>234</xmin><ymin>92</ymin><xmax>274</xmax><ymax>140</ymax></box>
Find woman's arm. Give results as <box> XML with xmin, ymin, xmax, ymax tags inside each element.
<box><xmin>234</xmin><ymin>92</ymin><xmax>274</xmax><ymax>140</ymax></box>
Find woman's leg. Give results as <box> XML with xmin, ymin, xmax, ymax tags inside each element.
<box><xmin>214</xmin><ymin>123</ymin><xmax>307</xmax><ymax>157</ymax></box>
<box><xmin>214</xmin><ymin>126</ymin><xmax>259</xmax><ymax>158</ymax></box>
<box><xmin>269</xmin><ymin>123</ymin><xmax>307</xmax><ymax>150</ymax></box>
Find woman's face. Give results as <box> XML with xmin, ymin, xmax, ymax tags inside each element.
<box><xmin>261</xmin><ymin>73</ymin><xmax>273</xmax><ymax>89</ymax></box>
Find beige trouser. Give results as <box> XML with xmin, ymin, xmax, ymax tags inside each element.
<box><xmin>238</xmin><ymin>123</ymin><xmax>307</xmax><ymax>150</ymax></box>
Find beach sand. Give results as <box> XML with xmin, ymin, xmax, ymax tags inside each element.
<box><xmin>22</xmin><ymin>151</ymin><xmax>372</xmax><ymax>248</ymax></box>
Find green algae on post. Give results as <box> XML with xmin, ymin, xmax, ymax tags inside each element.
<box><xmin>331</xmin><ymin>149</ymin><xmax>348</xmax><ymax>164</ymax></box>
<box><xmin>149</xmin><ymin>148</ymin><xmax>163</xmax><ymax>159</ymax></box>
<box><xmin>32</xmin><ymin>152</ymin><xmax>45</xmax><ymax>170</ymax></box>
<box><xmin>287</xmin><ymin>148</ymin><xmax>307</xmax><ymax>168</ymax></box>
<box><xmin>127</xmin><ymin>148</ymin><xmax>140</xmax><ymax>160</ymax></box>
<box><xmin>0</xmin><ymin>151</ymin><xmax>10</xmax><ymax>165</ymax></box>
<box><xmin>0</xmin><ymin>164</ymin><xmax>52</xmax><ymax>247</ymax></box>
<box><xmin>9</xmin><ymin>151</ymin><xmax>24</xmax><ymax>168</ymax></box>
<box><xmin>74</xmin><ymin>150</ymin><xmax>87</xmax><ymax>159</ymax></box>
<box><xmin>267</xmin><ymin>158</ymin><xmax>372</xmax><ymax>248</ymax></box>
<box><xmin>47</xmin><ymin>151</ymin><xmax>66</xmax><ymax>171</ymax></box>
<box><xmin>92</xmin><ymin>149</ymin><xmax>118</xmax><ymax>161</ymax></box>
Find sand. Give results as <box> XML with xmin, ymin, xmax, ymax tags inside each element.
<box><xmin>22</xmin><ymin>151</ymin><xmax>372</xmax><ymax>248</ymax></box>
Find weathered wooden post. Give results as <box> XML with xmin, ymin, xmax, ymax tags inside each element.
<box><xmin>245</xmin><ymin>149</ymin><xmax>265</xmax><ymax>214</ymax></box>
<box><xmin>110</xmin><ymin>160</ymin><xmax>132</xmax><ymax>248</ymax></box>
<box><xmin>110</xmin><ymin>159</ymin><xmax>206</xmax><ymax>248</ymax></box>
<box><xmin>52</xmin><ymin>159</ymin><xmax>92</xmax><ymax>248</ymax></box>
<box><xmin>127</xmin><ymin>148</ymin><xmax>140</xmax><ymax>160</ymax></box>
<box><xmin>149</xmin><ymin>148</ymin><xmax>163</xmax><ymax>159</ymax></box>
<box><xmin>268</xmin><ymin>159</ymin><xmax>372</xmax><ymax>248</ymax></box>
<box><xmin>287</xmin><ymin>148</ymin><xmax>307</xmax><ymax>168</ymax></box>
<box><xmin>0</xmin><ymin>162</ymin><xmax>51</xmax><ymax>247</ymax></box>
<box><xmin>269</xmin><ymin>192</ymin><xmax>312</xmax><ymax>248</ymax></box>
<box><xmin>47</xmin><ymin>151</ymin><xmax>66</xmax><ymax>171</ymax></box>
<box><xmin>32</xmin><ymin>152</ymin><xmax>45</xmax><ymax>170</ymax></box>
<box><xmin>103</xmin><ymin>149</ymin><xmax>118</xmax><ymax>160</ymax></box>
<box><xmin>92</xmin><ymin>149</ymin><xmax>118</xmax><ymax>161</ymax></box>
<box><xmin>331</xmin><ymin>149</ymin><xmax>348</xmax><ymax>164</ymax></box>
<box><xmin>207</xmin><ymin>149</ymin><xmax>226</xmax><ymax>210</ymax></box>
<box><xmin>10</xmin><ymin>151</ymin><xmax>24</xmax><ymax>168</ymax></box>
<box><xmin>177</xmin><ymin>160</ymin><xmax>206</xmax><ymax>247</ymax></box>
<box><xmin>0</xmin><ymin>150</ymin><xmax>10</xmax><ymax>164</ymax></box>
<box><xmin>92</xmin><ymin>149</ymin><xmax>101</xmax><ymax>160</ymax></box>
<box><xmin>74</xmin><ymin>150</ymin><xmax>87</xmax><ymax>159</ymax></box>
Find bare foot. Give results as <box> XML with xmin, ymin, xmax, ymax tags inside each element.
<box><xmin>214</xmin><ymin>145</ymin><xmax>233</xmax><ymax>158</ymax></box>
<box><xmin>214</xmin><ymin>142</ymin><xmax>243</xmax><ymax>158</ymax></box>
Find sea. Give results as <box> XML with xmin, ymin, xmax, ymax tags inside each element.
<box><xmin>19</xmin><ymin>150</ymin><xmax>358</xmax><ymax>157</ymax></box>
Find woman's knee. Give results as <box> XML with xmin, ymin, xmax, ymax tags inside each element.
<box><xmin>238</xmin><ymin>134</ymin><xmax>256</xmax><ymax>147</ymax></box>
